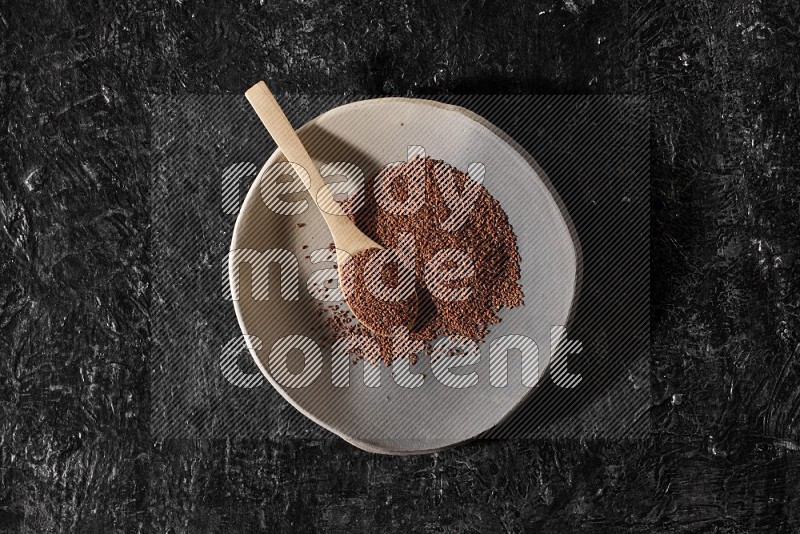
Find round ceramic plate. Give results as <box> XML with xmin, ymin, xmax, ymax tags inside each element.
<box><xmin>230</xmin><ymin>97</ymin><xmax>580</xmax><ymax>454</ymax></box>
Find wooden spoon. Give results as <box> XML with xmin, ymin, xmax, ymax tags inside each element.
<box><xmin>245</xmin><ymin>81</ymin><xmax>416</xmax><ymax>336</ymax></box>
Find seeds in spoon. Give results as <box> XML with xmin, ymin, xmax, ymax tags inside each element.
<box><xmin>339</xmin><ymin>243</ymin><xmax>417</xmax><ymax>337</ymax></box>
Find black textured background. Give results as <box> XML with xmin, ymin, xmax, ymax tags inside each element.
<box><xmin>1</xmin><ymin>0</ymin><xmax>799</xmax><ymax>532</ymax></box>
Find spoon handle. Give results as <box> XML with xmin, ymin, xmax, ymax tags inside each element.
<box><xmin>245</xmin><ymin>81</ymin><xmax>346</xmax><ymax>218</ymax></box>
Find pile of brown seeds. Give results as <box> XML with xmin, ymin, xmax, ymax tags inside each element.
<box><xmin>318</xmin><ymin>156</ymin><xmax>523</xmax><ymax>365</ymax></box>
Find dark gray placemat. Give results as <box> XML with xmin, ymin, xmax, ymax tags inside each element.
<box><xmin>149</xmin><ymin>94</ymin><xmax>649</xmax><ymax>440</ymax></box>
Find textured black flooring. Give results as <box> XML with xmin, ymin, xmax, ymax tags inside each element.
<box><xmin>2</xmin><ymin>1</ymin><xmax>800</xmax><ymax>532</ymax></box>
